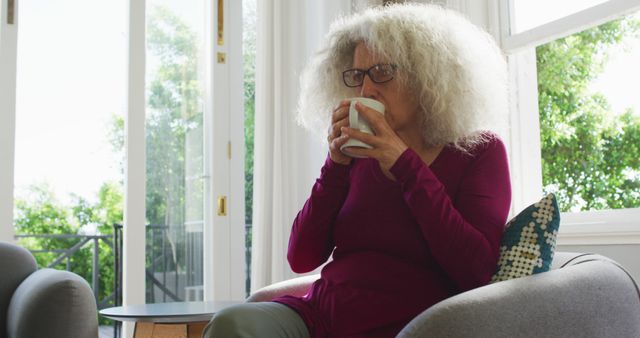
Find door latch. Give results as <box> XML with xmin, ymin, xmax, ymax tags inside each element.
<box><xmin>217</xmin><ymin>196</ymin><xmax>227</xmax><ymax>216</ymax></box>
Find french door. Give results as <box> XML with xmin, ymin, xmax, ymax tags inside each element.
<box><xmin>140</xmin><ymin>0</ymin><xmax>245</xmax><ymax>303</ymax></box>
<box><xmin>0</xmin><ymin>0</ymin><xmax>245</xmax><ymax>308</ymax></box>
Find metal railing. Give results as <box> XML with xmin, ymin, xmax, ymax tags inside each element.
<box><xmin>17</xmin><ymin>222</ymin><xmax>254</xmax><ymax>338</ymax></box>
<box><xmin>112</xmin><ymin>223</ymin><xmax>205</xmax><ymax>304</ymax></box>
<box><xmin>245</xmin><ymin>223</ymin><xmax>252</xmax><ymax>297</ymax></box>
<box><xmin>14</xmin><ymin>233</ymin><xmax>115</xmax><ymax>309</ymax></box>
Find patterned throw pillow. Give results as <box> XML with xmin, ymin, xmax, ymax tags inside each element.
<box><xmin>490</xmin><ymin>193</ymin><xmax>560</xmax><ymax>283</ymax></box>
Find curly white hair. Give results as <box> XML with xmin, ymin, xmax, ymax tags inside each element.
<box><xmin>296</xmin><ymin>3</ymin><xmax>508</xmax><ymax>149</ymax></box>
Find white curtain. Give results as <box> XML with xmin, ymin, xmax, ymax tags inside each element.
<box><xmin>250</xmin><ymin>0</ymin><xmax>384</xmax><ymax>292</ymax></box>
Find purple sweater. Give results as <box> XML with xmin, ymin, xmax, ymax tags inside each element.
<box><xmin>275</xmin><ymin>136</ymin><xmax>511</xmax><ymax>338</ymax></box>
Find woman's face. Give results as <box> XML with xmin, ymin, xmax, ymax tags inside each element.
<box><xmin>350</xmin><ymin>42</ymin><xmax>421</xmax><ymax>136</ymax></box>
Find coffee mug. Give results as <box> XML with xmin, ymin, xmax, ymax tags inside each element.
<box><xmin>340</xmin><ymin>97</ymin><xmax>385</xmax><ymax>158</ymax></box>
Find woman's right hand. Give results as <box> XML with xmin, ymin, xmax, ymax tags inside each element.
<box><xmin>328</xmin><ymin>100</ymin><xmax>352</xmax><ymax>165</ymax></box>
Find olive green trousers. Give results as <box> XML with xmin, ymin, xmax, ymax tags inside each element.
<box><xmin>202</xmin><ymin>302</ymin><xmax>310</xmax><ymax>338</ymax></box>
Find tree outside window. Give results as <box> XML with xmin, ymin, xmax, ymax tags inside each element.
<box><xmin>537</xmin><ymin>14</ymin><xmax>640</xmax><ymax>212</ymax></box>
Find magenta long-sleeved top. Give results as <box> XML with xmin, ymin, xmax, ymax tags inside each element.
<box><xmin>274</xmin><ymin>135</ymin><xmax>511</xmax><ymax>338</ymax></box>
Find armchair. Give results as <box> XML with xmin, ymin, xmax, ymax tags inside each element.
<box><xmin>247</xmin><ymin>252</ymin><xmax>640</xmax><ymax>337</ymax></box>
<box><xmin>0</xmin><ymin>240</ymin><xmax>98</xmax><ymax>338</ymax></box>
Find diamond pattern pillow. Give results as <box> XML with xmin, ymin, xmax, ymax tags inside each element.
<box><xmin>491</xmin><ymin>193</ymin><xmax>560</xmax><ymax>283</ymax></box>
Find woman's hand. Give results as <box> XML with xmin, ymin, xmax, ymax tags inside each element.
<box><xmin>340</xmin><ymin>102</ymin><xmax>408</xmax><ymax>172</ymax></box>
<box><xmin>327</xmin><ymin>100</ymin><xmax>353</xmax><ymax>165</ymax></box>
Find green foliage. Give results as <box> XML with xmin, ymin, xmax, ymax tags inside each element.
<box><xmin>14</xmin><ymin>184</ymin><xmax>78</xmax><ymax>267</ymax></box>
<box><xmin>243</xmin><ymin>0</ymin><xmax>256</xmax><ymax>296</ymax></box>
<box><xmin>145</xmin><ymin>5</ymin><xmax>202</xmax><ymax>228</ymax></box>
<box><xmin>244</xmin><ymin>0</ymin><xmax>256</xmax><ymax>226</ymax></box>
<box><xmin>14</xmin><ymin>182</ymin><xmax>123</xmax><ymax>324</ymax></box>
<box><xmin>108</xmin><ymin>113</ymin><xmax>125</xmax><ymax>177</ymax></box>
<box><xmin>537</xmin><ymin>17</ymin><xmax>640</xmax><ymax>211</ymax></box>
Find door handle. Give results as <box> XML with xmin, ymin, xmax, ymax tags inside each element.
<box><xmin>217</xmin><ymin>0</ymin><xmax>224</xmax><ymax>45</ymax></box>
<box><xmin>7</xmin><ymin>0</ymin><xmax>15</xmax><ymax>24</ymax></box>
<box><xmin>217</xmin><ymin>196</ymin><xmax>227</xmax><ymax>216</ymax></box>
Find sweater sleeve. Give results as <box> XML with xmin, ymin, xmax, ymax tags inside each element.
<box><xmin>287</xmin><ymin>155</ymin><xmax>352</xmax><ymax>273</ymax></box>
<box><xmin>389</xmin><ymin>139</ymin><xmax>511</xmax><ymax>291</ymax></box>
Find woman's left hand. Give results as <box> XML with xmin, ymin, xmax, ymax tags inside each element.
<box><xmin>341</xmin><ymin>102</ymin><xmax>408</xmax><ymax>172</ymax></box>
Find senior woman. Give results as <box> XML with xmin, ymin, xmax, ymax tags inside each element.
<box><xmin>204</xmin><ymin>3</ymin><xmax>510</xmax><ymax>338</ymax></box>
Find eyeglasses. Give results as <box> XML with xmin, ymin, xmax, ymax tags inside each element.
<box><xmin>342</xmin><ymin>64</ymin><xmax>397</xmax><ymax>87</ymax></box>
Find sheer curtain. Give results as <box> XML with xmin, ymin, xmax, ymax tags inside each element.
<box><xmin>251</xmin><ymin>0</ymin><xmax>381</xmax><ymax>292</ymax></box>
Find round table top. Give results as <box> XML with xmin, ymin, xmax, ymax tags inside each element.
<box><xmin>99</xmin><ymin>300</ymin><xmax>242</xmax><ymax>323</ymax></box>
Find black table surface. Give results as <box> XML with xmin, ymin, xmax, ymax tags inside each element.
<box><xmin>99</xmin><ymin>300</ymin><xmax>242</xmax><ymax>323</ymax></box>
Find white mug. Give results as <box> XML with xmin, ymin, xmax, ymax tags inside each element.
<box><xmin>340</xmin><ymin>97</ymin><xmax>385</xmax><ymax>158</ymax></box>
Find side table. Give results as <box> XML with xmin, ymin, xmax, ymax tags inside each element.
<box><xmin>100</xmin><ymin>300</ymin><xmax>242</xmax><ymax>338</ymax></box>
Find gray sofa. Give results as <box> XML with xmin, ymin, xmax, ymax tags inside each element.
<box><xmin>247</xmin><ymin>252</ymin><xmax>640</xmax><ymax>337</ymax></box>
<box><xmin>0</xmin><ymin>240</ymin><xmax>98</xmax><ymax>338</ymax></box>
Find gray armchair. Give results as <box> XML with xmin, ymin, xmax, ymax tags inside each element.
<box><xmin>247</xmin><ymin>252</ymin><xmax>640</xmax><ymax>337</ymax></box>
<box><xmin>0</xmin><ymin>240</ymin><xmax>98</xmax><ymax>338</ymax></box>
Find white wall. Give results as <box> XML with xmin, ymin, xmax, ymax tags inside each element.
<box><xmin>558</xmin><ymin>244</ymin><xmax>640</xmax><ymax>283</ymax></box>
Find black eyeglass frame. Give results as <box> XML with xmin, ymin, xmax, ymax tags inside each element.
<box><xmin>342</xmin><ymin>63</ymin><xmax>398</xmax><ymax>88</ymax></box>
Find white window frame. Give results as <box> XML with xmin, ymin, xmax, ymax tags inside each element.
<box><xmin>203</xmin><ymin>0</ymin><xmax>246</xmax><ymax>301</ymax></box>
<box><xmin>126</xmin><ymin>0</ymin><xmax>246</xmax><ymax>306</ymax></box>
<box><xmin>0</xmin><ymin>0</ymin><xmax>18</xmax><ymax>242</ymax></box>
<box><xmin>499</xmin><ymin>0</ymin><xmax>640</xmax><ymax>245</ymax></box>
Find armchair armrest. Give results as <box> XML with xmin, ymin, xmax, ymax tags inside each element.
<box><xmin>247</xmin><ymin>274</ymin><xmax>320</xmax><ymax>303</ymax></box>
<box><xmin>7</xmin><ymin>268</ymin><xmax>98</xmax><ymax>338</ymax></box>
<box><xmin>398</xmin><ymin>259</ymin><xmax>640</xmax><ymax>338</ymax></box>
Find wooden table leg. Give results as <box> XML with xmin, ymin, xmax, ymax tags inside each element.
<box><xmin>187</xmin><ymin>322</ymin><xmax>209</xmax><ymax>338</ymax></box>
<box><xmin>133</xmin><ymin>321</ymin><xmax>209</xmax><ymax>338</ymax></box>
<box><xmin>133</xmin><ymin>322</ymin><xmax>154</xmax><ymax>338</ymax></box>
<box><xmin>152</xmin><ymin>324</ymin><xmax>187</xmax><ymax>338</ymax></box>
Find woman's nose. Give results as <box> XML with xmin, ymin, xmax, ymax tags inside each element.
<box><xmin>359</xmin><ymin>74</ymin><xmax>377</xmax><ymax>98</ymax></box>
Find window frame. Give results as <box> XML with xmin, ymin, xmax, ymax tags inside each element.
<box><xmin>0</xmin><ymin>0</ymin><xmax>18</xmax><ymax>242</ymax></box>
<box><xmin>499</xmin><ymin>0</ymin><xmax>640</xmax><ymax>245</ymax></box>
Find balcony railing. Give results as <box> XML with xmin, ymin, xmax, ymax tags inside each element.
<box><xmin>14</xmin><ymin>233</ymin><xmax>115</xmax><ymax>308</ymax></box>
<box><xmin>16</xmin><ymin>222</ymin><xmax>253</xmax><ymax>338</ymax></box>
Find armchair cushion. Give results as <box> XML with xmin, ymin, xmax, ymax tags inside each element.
<box><xmin>246</xmin><ymin>274</ymin><xmax>320</xmax><ymax>303</ymax></box>
<box><xmin>7</xmin><ymin>268</ymin><xmax>98</xmax><ymax>338</ymax></box>
<box><xmin>0</xmin><ymin>241</ymin><xmax>37</xmax><ymax>338</ymax></box>
<box><xmin>491</xmin><ymin>193</ymin><xmax>560</xmax><ymax>283</ymax></box>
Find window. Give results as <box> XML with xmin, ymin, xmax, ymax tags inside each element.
<box><xmin>141</xmin><ymin>0</ymin><xmax>247</xmax><ymax>303</ymax></box>
<box><xmin>511</xmin><ymin>0</ymin><xmax>609</xmax><ymax>33</ymax></box>
<box><xmin>1</xmin><ymin>0</ymin><xmax>246</xmax><ymax>311</ymax></box>
<box><xmin>15</xmin><ymin>0</ymin><xmax>126</xmax><ymax>216</ymax></box>
<box><xmin>537</xmin><ymin>14</ymin><xmax>640</xmax><ymax>212</ymax></box>
<box><xmin>144</xmin><ymin>0</ymin><xmax>207</xmax><ymax>303</ymax></box>
<box><xmin>243</xmin><ymin>0</ymin><xmax>256</xmax><ymax>297</ymax></box>
<box><xmin>501</xmin><ymin>0</ymin><xmax>640</xmax><ymax>244</ymax></box>
<box><xmin>13</xmin><ymin>0</ymin><xmax>126</xmax><ymax>310</ymax></box>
